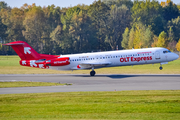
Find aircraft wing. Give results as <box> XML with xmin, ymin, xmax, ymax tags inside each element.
<box><xmin>75</xmin><ymin>61</ymin><xmax>111</xmax><ymax>69</ymax></box>
<box><xmin>80</xmin><ymin>62</ymin><xmax>111</xmax><ymax>66</ymax></box>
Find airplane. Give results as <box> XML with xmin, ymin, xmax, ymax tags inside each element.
<box><xmin>3</xmin><ymin>41</ymin><xmax>179</xmax><ymax>76</ymax></box>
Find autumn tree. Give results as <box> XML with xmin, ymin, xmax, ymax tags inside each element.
<box><xmin>167</xmin><ymin>16</ymin><xmax>180</xmax><ymax>42</ymax></box>
<box><xmin>1</xmin><ymin>0</ymin><xmax>180</xmax><ymax>55</ymax></box>
<box><xmin>162</xmin><ymin>0</ymin><xmax>180</xmax><ymax>22</ymax></box>
<box><xmin>128</xmin><ymin>26</ymin><xmax>135</xmax><ymax>49</ymax></box>
<box><xmin>0</xmin><ymin>1</ymin><xmax>8</xmax><ymax>10</ymax></box>
<box><xmin>177</xmin><ymin>4</ymin><xmax>180</xmax><ymax>11</ymax></box>
<box><xmin>151</xmin><ymin>35</ymin><xmax>158</xmax><ymax>47</ymax></box>
<box><xmin>167</xmin><ymin>26</ymin><xmax>174</xmax><ymax>42</ymax></box>
<box><xmin>69</xmin><ymin>10</ymin><xmax>97</xmax><ymax>53</ymax></box>
<box><xmin>50</xmin><ymin>25</ymin><xmax>63</xmax><ymax>54</ymax></box>
<box><xmin>123</xmin><ymin>22</ymin><xmax>153</xmax><ymax>49</ymax></box>
<box><xmin>156</xmin><ymin>31</ymin><xmax>168</xmax><ymax>47</ymax></box>
<box><xmin>105</xmin><ymin>4</ymin><xmax>131</xmax><ymax>50</ymax></box>
<box><xmin>133</xmin><ymin>24</ymin><xmax>143</xmax><ymax>49</ymax></box>
<box><xmin>168</xmin><ymin>40</ymin><xmax>177</xmax><ymax>51</ymax></box>
<box><xmin>9</xmin><ymin>8</ymin><xmax>26</xmax><ymax>41</ymax></box>
<box><xmin>41</xmin><ymin>5</ymin><xmax>61</xmax><ymax>54</ymax></box>
<box><xmin>121</xmin><ymin>27</ymin><xmax>129</xmax><ymax>49</ymax></box>
<box><xmin>102</xmin><ymin>0</ymin><xmax>133</xmax><ymax>9</ymax></box>
<box><xmin>60</xmin><ymin>6</ymin><xmax>83</xmax><ymax>53</ymax></box>
<box><xmin>43</xmin><ymin>5</ymin><xmax>61</xmax><ymax>31</ymax></box>
<box><xmin>88</xmin><ymin>0</ymin><xmax>110</xmax><ymax>50</ymax></box>
<box><xmin>131</xmin><ymin>0</ymin><xmax>165</xmax><ymax>35</ymax></box>
<box><xmin>23</xmin><ymin>4</ymin><xmax>47</xmax><ymax>53</ymax></box>
<box><xmin>0</xmin><ymin>17</ymin><xmax>7</xmax><ymax>54</ymax></box>
<box><xmin>176</xmin><ymin>39</ymin><xmax>180</xmax><ymax>51</ymax></box>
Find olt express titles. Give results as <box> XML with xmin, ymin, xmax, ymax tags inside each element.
<box><xmin>120</xmin><ymin>56</ymin><xmax>152</xmax><ymax>62</ymax></box>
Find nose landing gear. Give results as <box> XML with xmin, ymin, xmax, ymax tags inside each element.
<box><xmin>159</xmin><ymin>62</ymin><xmax>168</xmax><ymax>70</ymax></box>
<box><xmin>159</xmin><ymin>65</ymin><xmax>163</xmax><ymax>70</ymax></box>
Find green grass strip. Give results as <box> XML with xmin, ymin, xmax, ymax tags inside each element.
<box><xmin>0</xmin><ymin>90</ymin><xmax>180</xmax><ymax>120</ymax></box>
<box><xmin>0</xmin><ymin>81</ymin><xmax>69</xmax><ymax>88</ymax></box>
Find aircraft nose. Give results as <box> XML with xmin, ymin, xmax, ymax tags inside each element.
<box><xmin>174</xmin><ymin>54</ymin><xmax>179</xmax><ymax>60</ymax></box>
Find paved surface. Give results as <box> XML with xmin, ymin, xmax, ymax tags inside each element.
<box><xmin>0</xmin><ymin>74</ymin><xmax>180</xmax><ymax>94</ymax></box>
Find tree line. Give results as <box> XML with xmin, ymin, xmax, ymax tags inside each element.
<box><xmin>0</xmin><ymin>0</ymin><xmax>180</xmax><ymax>55</ymax></box>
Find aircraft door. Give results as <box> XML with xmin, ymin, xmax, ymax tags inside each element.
<box><xmin>155</xmin><ymin>51</ymin><xmax>160</xmax><ymax>60</ymax></box>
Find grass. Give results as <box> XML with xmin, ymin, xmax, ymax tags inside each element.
<box><xmin>0</xmin><ymin>81</ymin><xmax>69</xmax><ymax>88</ymax></box>
<box><xmin>0</xmin><ymin>90</ymin><xmax>180</xmax><ymax>120</ymax></box>
<box><xmin>0</xmin><ymin>56</ymin><xmax>180</xmax><ymax>119</ymax></box>
<box><xmin>0</xmin><ymin>55</ymin><xmax>180</xmax><ymax>74</ymax></box>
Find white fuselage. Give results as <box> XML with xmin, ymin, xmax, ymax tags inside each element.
<box><xmin>49</xmin><ymin>47</ymin><xmax>179</xmax><ymax>71</ymax></box>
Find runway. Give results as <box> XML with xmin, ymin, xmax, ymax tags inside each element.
<box><xmin>0</xmin><ymin>74</ymin><xmax>180</xmax><ymax>94</ymax></box>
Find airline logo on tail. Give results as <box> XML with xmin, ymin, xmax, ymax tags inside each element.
<box><xmin>24</xmin><ymin>47</ymin><xmax>31</xmax><ymax>54</ymax></box>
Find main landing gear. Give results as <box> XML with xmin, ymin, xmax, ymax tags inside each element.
<box><xmin>90</xmin><ymin>66</ymin><xmax>96</xmax><ymax>76</ymax></box>
<box><xmin>90</xmin><ymin>70</ymin><xmax>96</xmax><ymax>76</ymax></box>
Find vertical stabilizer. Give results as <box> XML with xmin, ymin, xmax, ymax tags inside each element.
<box><xmin>3</xmin><ymin>41</ymin><xmax>41</xmax><ymax>60</ymax></box>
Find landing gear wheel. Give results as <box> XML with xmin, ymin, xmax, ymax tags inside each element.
<box><xmin>159</xmin><ymin>66</ymin><xmax>163</xmax><ymax>70</ymax></box>
<box><xmin>90</xmin><ymin>71</ymin><xmax>96</xmax><ymax>76</ymax></box>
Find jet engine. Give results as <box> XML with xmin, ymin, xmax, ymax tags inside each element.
<box><xmin>45</xmin><ymin>57</ymin><xmax>70</xmax><ymax>66</ymax></box>
<box><xmin>19</xmin><ymin>57</ymin><xmax>70</xmax><ymax>69</ymax></box>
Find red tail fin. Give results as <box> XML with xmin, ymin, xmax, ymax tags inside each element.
<box><xmin>3</xmin><ymin>41</ymin><xmax>41</xmax><ymax>60</ymax></box>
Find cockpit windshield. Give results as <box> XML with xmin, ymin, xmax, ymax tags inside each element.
<box><xmin>163</xmin><ymin>50</ymin><xmax>171</xmax><ymax>54</ymax></box>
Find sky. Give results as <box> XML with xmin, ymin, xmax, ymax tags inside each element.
<box><xmin>3</xmin><ymin>0</ymin><xmax>180</xmax><ymax>8</ymax></box>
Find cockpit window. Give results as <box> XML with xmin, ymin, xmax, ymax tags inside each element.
<box><xmin>163</xmin><ymin>50</ymin><xmax>171</xmax><ymax>53</ymax></box>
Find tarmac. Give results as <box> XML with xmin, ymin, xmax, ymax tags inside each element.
<box><xmin>0</xmin><ymin>74</ymin><xmax>180</xmax><ymax>94</ymax></box>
